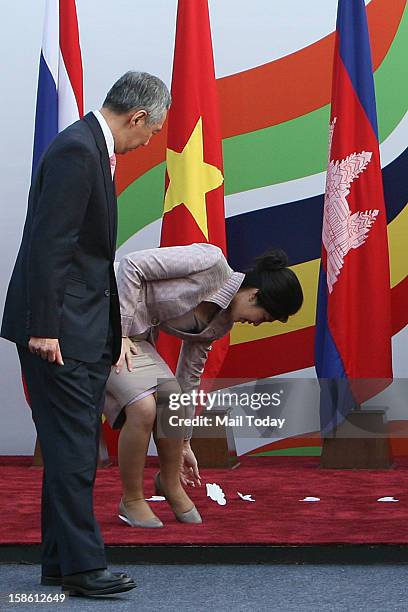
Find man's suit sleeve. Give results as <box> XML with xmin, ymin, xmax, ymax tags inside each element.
<box><xmin>27</xmin><ymin>141</ymin><xmax>95</xmax><ymax>338</ymax></box>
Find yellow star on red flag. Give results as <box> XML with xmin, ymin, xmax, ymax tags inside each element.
<box><xmin>164</xmin><ymin>117</ymin><xmax>224</xmax><ymax>240</ymax></box>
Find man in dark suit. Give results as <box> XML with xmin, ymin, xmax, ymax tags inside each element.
<box><xmin>1</xmin><ymin>71</ymin><xmax>170</xmax><ymax>597</ymax></box>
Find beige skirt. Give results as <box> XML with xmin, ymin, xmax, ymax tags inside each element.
<box><xmin>104</xmin><ymin>339</ymin><xmax>175</xmax><ymax>429</ymax></box>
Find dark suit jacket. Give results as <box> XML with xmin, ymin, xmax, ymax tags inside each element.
<box><xmin>1</xmin><ymin>113</ymin><xmax>121</xmax><ymax>363</ymax></box>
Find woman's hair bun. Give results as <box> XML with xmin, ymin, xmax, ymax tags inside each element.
<box><xmin>255</xmin><ymin>248</ymin><xmax>288</xmax><ymax>273</ymax></box>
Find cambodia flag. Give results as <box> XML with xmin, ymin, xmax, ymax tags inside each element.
<box><xmin>158</xmin><ymin>0</ymin><xmax>228</xmax><ymax>378</ymax></box>
<box><xmin>32</xmin><ymin>0</ymin><xmax>83</xmax><ymax>173</ymax></box>
<box><xmin>315</xmin><ymin>0</ymin><xmax>393</xmax><ymax>433</ymax></box>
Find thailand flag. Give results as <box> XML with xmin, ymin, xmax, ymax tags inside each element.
<box><xmin>32</xmin><ymin>0</ymin><xmax>83</xmax><ymax>173</ymax></box>
<box><xmin>24</xmin><ymin>0</ymin><xmax>83</xmax><ymax>417</ymax></box>
<box><xmin>315</xmin><ymin>0</ymin><xmax>393</xmax><ymax>433</ymax></box>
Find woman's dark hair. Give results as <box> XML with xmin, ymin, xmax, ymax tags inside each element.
<box><xmin>242</xmin><ymin>248</ymin><xmax>303</xmax><ymax>322</ymax></box>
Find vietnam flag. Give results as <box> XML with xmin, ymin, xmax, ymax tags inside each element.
<box><xmin>158</xmin><ymin>0</ymin><xmax>228</xmax><ymax>378</ymax></box>
<box><xmin>315</xmin><ymin>0</ymin><xmax>393</xmax><ymax>433</ymax></box>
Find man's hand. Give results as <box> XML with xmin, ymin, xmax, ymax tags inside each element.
<box><xmin>28</xmin><ymin>337</ymin><xmax>64</xmax><ymax>365</ymax></box>
<box><xmin>180</xmin><ymin>440</ymin><xmax>201</xmax><ymax>487</ymax></box>
<box><xmin>114</xmin><ymin>337</ymin><xmax>139</xmax><ymax>374</ymax></box>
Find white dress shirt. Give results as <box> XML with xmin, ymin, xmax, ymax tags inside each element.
<box><xmin>93</xmin><ymin>110</ymin><xmax>115</xmax><ymax>174</ymax></box>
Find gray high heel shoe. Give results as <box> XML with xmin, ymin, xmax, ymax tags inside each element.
<box><xmin>154</xmin><ymin>473</ymin><xmax>203</xmax><ymax>524</ymax></box>
<box><xmin>118</xmin><ymin>498</ymin><xmax>164</xmax><ymax>528</ymax></box>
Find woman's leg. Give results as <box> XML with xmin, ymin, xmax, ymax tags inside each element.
<box><xmin>118</xmin><ymin>394</ymin><xmax>158</xmax><ymax>522</ymax></box>
<box><xmin>154</xmin><ymin>437</ymin><xmax>196</xmax><ymax>514</ymax></box>
<box><xmin>154</xmin><ymin>381</ymin><xmax>196</xmax><ymax>515</ymax></box>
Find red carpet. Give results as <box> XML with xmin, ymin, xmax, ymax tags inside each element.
<box><xmin>2</xmin><ymin>456</ymin><xmax>408</xmax><ymax>545</ymax></box>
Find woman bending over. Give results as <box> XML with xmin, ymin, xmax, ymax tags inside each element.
<box><xmin>104</xmin><ymin>243</ymin><xmax>303</xmax><ymax>527</ymax></box>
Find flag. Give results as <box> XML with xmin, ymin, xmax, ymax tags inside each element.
<box><xmin>32</xmin><ymin>0</ymin><xmax>83</xmax><ymax>173</ymax></box>
<box><xmin>25</xmin><ymin>0</ymin><xmax>83</xmax><ymax>413</ymax></box>
<box><xmin>158</xmin><ymin>0</ymin><xmax>228</xmax><ymax>378</ymax></box>
<box><xmin>315</xmin><ymin>0</ymin><xmax>393</xmax><ymax>433</ymax></box>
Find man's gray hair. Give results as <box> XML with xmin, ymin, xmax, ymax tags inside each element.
<box><xmin>103</xmin><ymin>71</ymin><xmax>171</xmax><ymax>124</ymax></box>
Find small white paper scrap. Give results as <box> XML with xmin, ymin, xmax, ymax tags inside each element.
<box><xmin>377</xmin><ymin>496</ymin><xmax>399</xmax><ymax>502</ymax></box>
<box><xmin>237</xmin><ymin>492</ymin><xmax>255</xmax><ymax>502</ymax></box>
<box><xmin>206</xmin><ymin>483</ymin><xmax>227</xmax><ymax>505</ymax></box>
<box><xmin>300</xmin><ymin>496</ymin><xmax>320</xmax><ymax>502</ymax></box>
<box><xmin>145</xmin><ymin>496</ymin><xmax>165</xmax><ymax>502</ymax></box>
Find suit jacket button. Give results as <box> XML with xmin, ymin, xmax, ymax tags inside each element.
<box><xmin>151</xmin><ymin>317</ymin><xmax>160</xmax><ymax>326</ymax></box>
<box><xmin>104</xmin><ymin>289</ymin><xmax>110</xmax><ymax>297</ymax></box>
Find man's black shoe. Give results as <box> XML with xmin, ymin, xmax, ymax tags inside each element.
<box><xmin>61</xmin><ymin>569</ymin><xmax>136</xmax><ymax>597</ymax></box>
<box><xmin>41</xmin><ymin>571</ymin><xmax>128</xmax><ymax>587</ymax></box>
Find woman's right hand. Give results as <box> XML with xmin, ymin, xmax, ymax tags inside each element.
<box><xmin>114</xmin><ymin>337</ymin><xmax>139</xmax><ymax>374</ymax></box>
<box><xmin>180</xmin><ymin>441</ymin><xmax>201</xmax><ymax>487</ymax></box>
